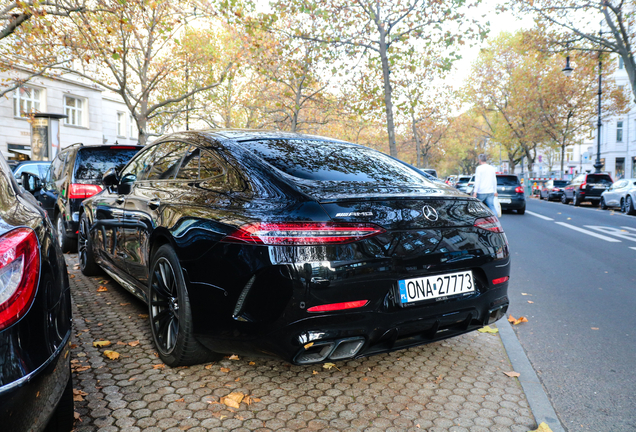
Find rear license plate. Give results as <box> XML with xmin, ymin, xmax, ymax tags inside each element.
<box><xmin>498</xmin><ymin>198</ymin><xmax>511</xmax><ymax>204</ymax></box>
<box><xmin>398</xmin><ymin>271</ymin><xmax>474</xmax><ymax>304</ymax></box>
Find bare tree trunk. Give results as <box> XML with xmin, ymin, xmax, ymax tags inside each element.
<box><xmin>378</xmin><ymin>27</ymin><xmax>397</xmax><ymax>158</ymax></box>
<box><xmin>411</xmin><ymin>112</ymin><xmax>421</xmax><ymax>167</ymax></box>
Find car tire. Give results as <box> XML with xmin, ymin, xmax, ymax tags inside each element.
<box><xmin>43</xmin><ymin>373</ymin><xmax>74</xmax><ymax>432</ymax></box>
<box><xmin>517</xmin><ymin>206</ymin><xmax>525</xmax><ymax>215</ymax></box>
<box><xmin>626</xmin><ymin>196</ymin><xmax>636</xmax><ymax>215</ymax></box>
<box><xmin>148</xmin><ymin>245</ymin><xmax>219</xmax><ymax>367</ymax></box>
<box><xmin>55</xmin><ymin>213</ymin><xmax>75</xmax><ymax>253</ymax></box>
<box><xmin>78</xmin><ymin>212</ymin><xmax>101</xmax><ymax>276</ymax></box>
<box><xmin>539</xmin><ymin>193</ymin><xmax>543</xmax><ymax>200</ymax></box>
<box><xmin>561</xmin><ymin>194</ymin><xmax>569</xmax><ymax>204</ymax></box>
<box><xmin>600</xmin><ymin>197</ymin><xmax>608</xmax><ymax>210</ymax></box>
<box><xmin>574</xmin><ymin>193</ymin><xmax>582</xmax><ymax>206</ymax></box>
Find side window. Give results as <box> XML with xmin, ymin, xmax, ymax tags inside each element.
<box><xmin>121</xmin><ymin>146</ymin><xmax>159</xmax><ymax>180</ymax></box>
<box><xmin>50</xmin><ymin>153</ymin><xmax>66</xmax><ymax>180</ymax></box>
<box><xmin>145</xmin><ymin>141</ymin><xmax>190</xmax><ymax>180</ymax></box>
<box><xmin>176</xmin><ymin>146</ymin><xmax>200</xmax><ymax>180</ymax></box>
<box><xmin>199</xmin><ymin>150</ymin><xmax>225</xmax><ymax>179</ymax></box>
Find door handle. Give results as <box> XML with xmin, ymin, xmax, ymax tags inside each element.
<box><xmin>116</xmin><ymin>195</ymin><xmax>124</xmax><ymax>204</ymax></box>
<box><xmin>148</xmin><ymin>198</ymin><xmax>160</xmax><ymax>209</ymax></box>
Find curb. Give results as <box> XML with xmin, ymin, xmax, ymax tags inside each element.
<box><xmin>498</xmin><ymin>318</ymin><xmax>566</xmax><ymax>432</ymax></box>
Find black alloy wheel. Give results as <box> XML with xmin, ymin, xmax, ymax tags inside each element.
<box><xmin>148</xmin><ymin>245</ymin><xmax>217</xmax><ymax>367</ymax></box>
<box><xmin>626</xmin><ymin>196</ymin><xmax>636</xmax><ymax>215</ymax></box>
<box><xmin>600</xmin><ymin>197</ymin><xmax>608</xmax><ymax>210</ymax></box>
<box><xmin>55</xmin><ymin>213</ymin><xmax>74</xmax><ymax>253</ymax></box>
<box><xmin>539</xmin><ymin>192</ymin><xmax>544</xmax><ymax>200</ymax></box>
<box><xmin>78</xmin><ymin>213</ymin><xmax>101</xmax><ymax>276</ymax></box>
<box><xmin>561</xmin><ymin>194</ymin><xmax>569</xmax><ymax>204</ymax></box>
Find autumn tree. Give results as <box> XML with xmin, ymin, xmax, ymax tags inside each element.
<box><xmin>273</xmin><ymin>0</ymin><xmax>486</xmax><ymax>158</ymax></box>
<box><xmin>30</xmin><ymin>0</ymin><xmax>237</xmax><ymax>144</ymax></box>
<box><xmin>436</xmin><ymin>110</ymin><xmax>491</xmax><ymax>176</ymax></box>
<box><xmin>512</xmin><ymin>0</ymin><xmax>636</xmax><ymax>102</ymax></box>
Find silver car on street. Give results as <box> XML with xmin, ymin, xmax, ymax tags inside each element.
<box><xmin>600</xmin><ymin>178</ymin><xmax>636</xmax><ymax>214</ymax></box>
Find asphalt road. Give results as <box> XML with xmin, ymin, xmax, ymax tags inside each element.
<box><xmin>500</xmin><ymin>197</ymin><xmax>636</xmax><ymax>432</ymax></box>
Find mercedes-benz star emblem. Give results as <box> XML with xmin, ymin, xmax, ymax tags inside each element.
<box><xmin>422</xmin><ymin>205</ymin><xmax>439</xmax><ymax>221</ymax></box>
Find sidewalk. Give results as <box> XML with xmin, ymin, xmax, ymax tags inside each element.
<box><xmin>66</xmin><ymin>254</ymin><xmax>539</xmax><ymax>432</ymax></box>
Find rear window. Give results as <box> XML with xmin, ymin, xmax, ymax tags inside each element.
<box><xmin>74</xmin><ymin>147</ymin><xmax>140</xmax><ymax>180</ymax></box>
<box><xmin>586</xmin><ymin>174</ymin><xmax>612</xmax><ymax>184</ymax></box>
<box><xmin>456</xmin><ymin>176</ymin><xmax>471</xmax><ymax>183</ymax></box>
<box><xmin>497</xmin><ymin>175</ymin><xmax>520</xmax><ymax>186</ymax></box>
<box><xmin>243</xmin><ymin>139</ymin><xmax>435</xmax><ymax>185</ymax></box>
<box><xmin>553</xmin><ymin>180</ymin><xmax>568</xmax><ymax>187</ymax></box>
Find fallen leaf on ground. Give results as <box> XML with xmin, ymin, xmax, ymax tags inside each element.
<box><xmin>128</xmin><ymin>340</ymin><xmax>140</xmax><ymax>347</ymax></box>
<box><xmin>138</xmin><ymin>314</ymin><xmax>148</xmax><ymax>318</ymax></box>
<box><xmin>591</xmin><ymin>327</ymin><xmax>599</xmax><ymax>330</ymax></box>
<box><xmin>249</xmin><ymin>361</ymin><xmax>255</xmax><ymax>366</ymax></box>
<box><xmin>508</xmin><ymin>315</ymin><xmax>529</xmax><ymax>325</ymax></box>
<box><xmin>521</xmin><ymin>293</ymin><xmax>529</xmax><ymax>296</ymax></box>
<box><xmin>74</xmin><ymin>412</ymin><xmax>81</xmax><ymax>420</ymax></box>
<box><xmin>478</xmin><ymin>326</ymin><xmax>499</xmax><ymax>334</ymax></box>
<box><xmin>304</xmin><ymin>342</ymin><xmax>314</xmax><ymax>349</ymax></box>
<box><xmin>103</xmin><ymin>350</ymin><xmax>120</xmax><ymax>360</ymax></box>
<box><xmin>528</xmin><ymin>301</ymin><xmax>534</xmax><ymax>304</ymax></box>
<box><xmin>435</xmin><ymin>374</ymin><xmax>444</xmax><ymax>384</ymax></box>
<box><xmin>116</xmin><ymin>341</ymin><xmax>127</xmax><ymax>346</ymax></box>
<box><xmin>120</xmin><ymin>303</ymin><xmax>130</xmax><ymax>306</ymax></box>
<box><xmin>322</xmin><ymin>362</ymin><xmax>340</xmax><ymax>371</ymax></box>
<box><xmin>175</xmin><ymin>398</ymin><xmax>184</xmax><ymax>402</ymax></box>
<box><xmin>96</xmin><ymin>286</ymin><xmax>108</xmax><ymax>292</ymax></box>
<box><xmin>228</xmin><ymin>354</ymin><xmax>240</xmax><ymax>360</ymax></box>
<box><xmin>221</xmin><ymin>392</ymin><xmax>244</xmax><ymax>409</ymax></box>
<box><xmin>69</xmin><ymin>274</ymin><xmax>75</xmax><ymax>279</ymax></box>
<box><xmin>503</xmin><ymin>371</ymin><xmax>521</xmax><ymax>377</ymax></box>
<box><xmin>312</xmin><ymin>370</ymin><xmax>319</xmax><ymax>375</ymax></box>
<box><xmin>70</xmin><ymin>344</ymin><xmax>78</xmax><ymax>349</ymax></box>
<box><xmin>220</xmin><ymin>367</ymin><xmax>230</xmax><ymax>373</ymax></box>
<box><xmin>529</xmin><ymin>422</ymin><xmax>554</xmax><ymax>432</ymax></box>
<box><xmin>99</xmin><ymin>280</ymin><xmax>109</xmax><ymax>284</ymax></box>
<box><xmin>204</xmin><ymin>364</ymin><xmax>214</xmax><ymax>369</ymax></box>
<box><xmin>153</xmin><ymin>364</ymin><xmax>165</xmax><ymax>369</ymax></box>
<box><xmin>92</xmin><ymin>340</ymin><xmax>111</xmax><ymax>348</ymax></box>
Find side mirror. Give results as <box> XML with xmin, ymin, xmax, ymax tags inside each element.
<box><xmin>102</xmin><ymin>168</ymin><xmax>120</xmax><ymax>187</ymax></box>
<box><xmin>21</xmin><ymin>172</ymin><xmax>42</xmax><ymax>193</ymax></box>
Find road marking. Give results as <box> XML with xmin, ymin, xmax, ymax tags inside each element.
<box><xmin>555</xmin><ymin>222</ymin><xmax>622</xmax><ymax>242</ymax></box>
<box><xmin>621</xmin><ymin>226</ymin><xmax>636</xmax><ymax>233</ymax></box>
<box><xmin>526</xmin><ymin>211</ymin><xmax>554</xmax><ymax>221</ymax></box>
<box><xmin>631</xmin><ymin>247</ymin><xmax>636</xmax><ymax>251</ymax></box>
<box><xmin>585</xmin><ymin>226</ymin><xmax>636</xmax><ymax>242</ymax></box>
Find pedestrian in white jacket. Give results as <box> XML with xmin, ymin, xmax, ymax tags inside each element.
<box><xmin>472</xmin><ymin>154</ymin><xmax>498</xmax><ymax>215</ymax></box>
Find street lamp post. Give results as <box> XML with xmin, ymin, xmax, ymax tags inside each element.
<box><xmin>593</xmin><ymin>32</ymin><xmax>604</xmax><ymax>173</ymax></box>
<box><xmin>562</xmin><ymin>32</ymin><xmax>605</xmax><ymax>174</ymax></box>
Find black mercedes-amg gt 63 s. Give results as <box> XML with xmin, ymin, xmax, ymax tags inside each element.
<box><xmin>79</xmin><ymin>130</ymin><xmax>510</xmax><ymax>366</ymax></box>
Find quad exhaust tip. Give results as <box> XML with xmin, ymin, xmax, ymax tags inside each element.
<box><xmin>294</xmin><ymin>337</ymin><xmax>366</xmax><ymax>365</ymax></box>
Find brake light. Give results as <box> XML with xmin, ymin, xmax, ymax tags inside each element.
<box><xmin>514</xmin><ymin>186</ymin><xmax>524</xmax><ymax>194</ymax></box>
<box><xmin>492</xmin><ymin>276</ymin><xmax>509</xmax><ymax>285</ymax></box>
<box><xmin>579</xmin><ymin>182</ymin><xmax>587</xmax><ymax>190</ymax></box>
<box><xmin>222</xmin><ymin>222</ymin><xmax>386</xmax><ymax>245</ymax></box>
<box><xmin>474</xmin><ymin>216</ymin><xmax>504</xmax><ymax>233</ymax></box>
<box><xmin>0</xmin><ymin>228</ymin><xmax>40</xmax><ymax>331</ymax></box>
<box><xmin>307</xmin><ymin>300</ymin><xmax>368</xmax><ymax>312</ymax></box>
<box><xmin>553</xmin><ymin>188</ymin><xmax>560</xmax><ymax>192</ymax></box>
<box><xmin>69</xmin><ymin>183</ymin><xmax>103</xmax><ymax>199</ymax></box>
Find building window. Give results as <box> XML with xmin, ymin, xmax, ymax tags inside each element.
<box><xmin>566</xmin><ymin>149</ymin><xmax>573</xmax><ymax>162</ymax></box>
<box><xmin>616</xmin><ymin>157</ymin><xmax>625</xmax><ymax>179</ymax></box>
<box><xmin>64</xmin><ymin>96</ymin><xmax>84</xmax><ymax>127</ymax></box>
<box><xmin>617</xmin><ymin>121</ymin><xmax>623</xmax><ymax>142</ymax></box>
<box><xmin>13</xmin><ymin>86</ymin><xmax>42</xmax><ymax>117</ymax></box>
<box><xmin>129</xmin><ymin>114</ymin><xmax>135</xmax><ymax>138</ymax></box>
<box><xmin>619</xmin><ymin>56</ymin><xmax>624</xmax><ymax>69</ymax></box>
<box><xmin>117</xmin><ymin>112</ymin><xmax>125</xmax><ymax>136</ymax></box>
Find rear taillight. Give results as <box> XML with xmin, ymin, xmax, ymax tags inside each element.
<box><xmin>69</xmin><ymin>183</ymin><xmax>103</xmax><ymax>199</ymax></box>
<box><xmin>307</xmin><ymin>300</ymin><xmax>369</xmax><ymax>312</ymax></box>
<box><xmin>474</xmin><ymin>216</ymin><xmax>504</xmax><ymax>233</ymax></box>
<box><xmin>492</xmin><ymin>276</ymin><xmax>509</xmax><ymax>285</ymax></box>
<box><xmin>0</xmin><ymin>228</ymin><xmax>40</xmax><ymax>331</ymax></box>
<box><xmin>514</xmin><ymin>186</ymin><xmax>524</xmax><ymax>194</ymax></box>
<box><xmin>553</xmin><ymin>188</ymin><xmax>560</xmax><ymax>192</ymax></box>
<box><xmin>579</xmin><ymin>182</ymin><xmax>587</xmax><ymax>190</ymax></box>
<box><xmin>222</xmin><ymin>222</ymin><xmax>386</xmax><ymax>245</ymax></box>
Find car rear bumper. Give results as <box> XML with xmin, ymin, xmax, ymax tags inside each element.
<box><xmin>498</xmin><ymin>194</ymin><xmax>525</xmax><ymax>210</ymax></box>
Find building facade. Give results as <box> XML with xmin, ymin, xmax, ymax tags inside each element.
<box><xmin>1</xmin><ymin>68</ymin><xmax>138</xmax><ymax>161</ymax></box>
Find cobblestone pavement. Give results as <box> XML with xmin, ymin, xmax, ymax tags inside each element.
<box><xmin>66</xmin><ymin>254</ymin><xmax>537</xmax><ymax>432</ymax></box>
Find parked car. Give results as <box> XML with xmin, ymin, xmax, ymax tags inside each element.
<box><xmin>561</xmin><ymin>172</ymin><xmax>613</xmax><ymax>206</ymax></box>
<box><xmin>444</xmin><ymin>175</ymin><xmax>457</xmax><ymax>186</ymax></box>
<box><xmin>539</xmin><ymin>179</ymin><xmax>569</xmax><ymax>201</ymax></box>
<box><xmin>496</xmin><ymin>174</ymin><xmax>526</xmax><ymax>214</ymax></box>
<box><xmin>33</xmin><ymin>143</ymin><xmax>143</xmax><ymax>252</ymax></box>
<box><xmin>422</xmin><ymin>168</ymin><xmax>438</xmax><ymax>178</ymax></box>
<box><xmin>11</xmin><ymin>160</ymin><xmax>51</xmax><ymax>184</ymax></box>
<box><xmin>78</xmin><ymin>130</ymin><xmax>510</xmax><ymax>367</ymax></box>
<box><xmin>600</xmin><ymin>178</ymin><xmax>636</xmax><ymax>214</ymax></box>
<box><xmin>455</xmin><ymin>175</ymin><xmax>473</xmax><ymax>193</ymax></box>
<box><xmin>0</xmin><ymin>154</ymin><xmax>73</xmax><ymax>432</ymax></box>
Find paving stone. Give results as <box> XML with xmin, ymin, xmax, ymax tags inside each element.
<box><xmin>65</xmin><ymin>253</ymin><xmax>538</xmax><ymax>431</ymax></box>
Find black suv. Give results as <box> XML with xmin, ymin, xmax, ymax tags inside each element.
<box><xmin>34</xmin><ymin>144</ymin><xmax>142</xmax><ymax>252</ymax></box>
<box><xmin>561</xmin><ymin>173</ymin><xmax>613</xmax><ymax>206</ymax></box>
<box><xmin>496</xmin><ymin>174</ymin><xmax>526</xmax><ymax>214</ymax></box>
